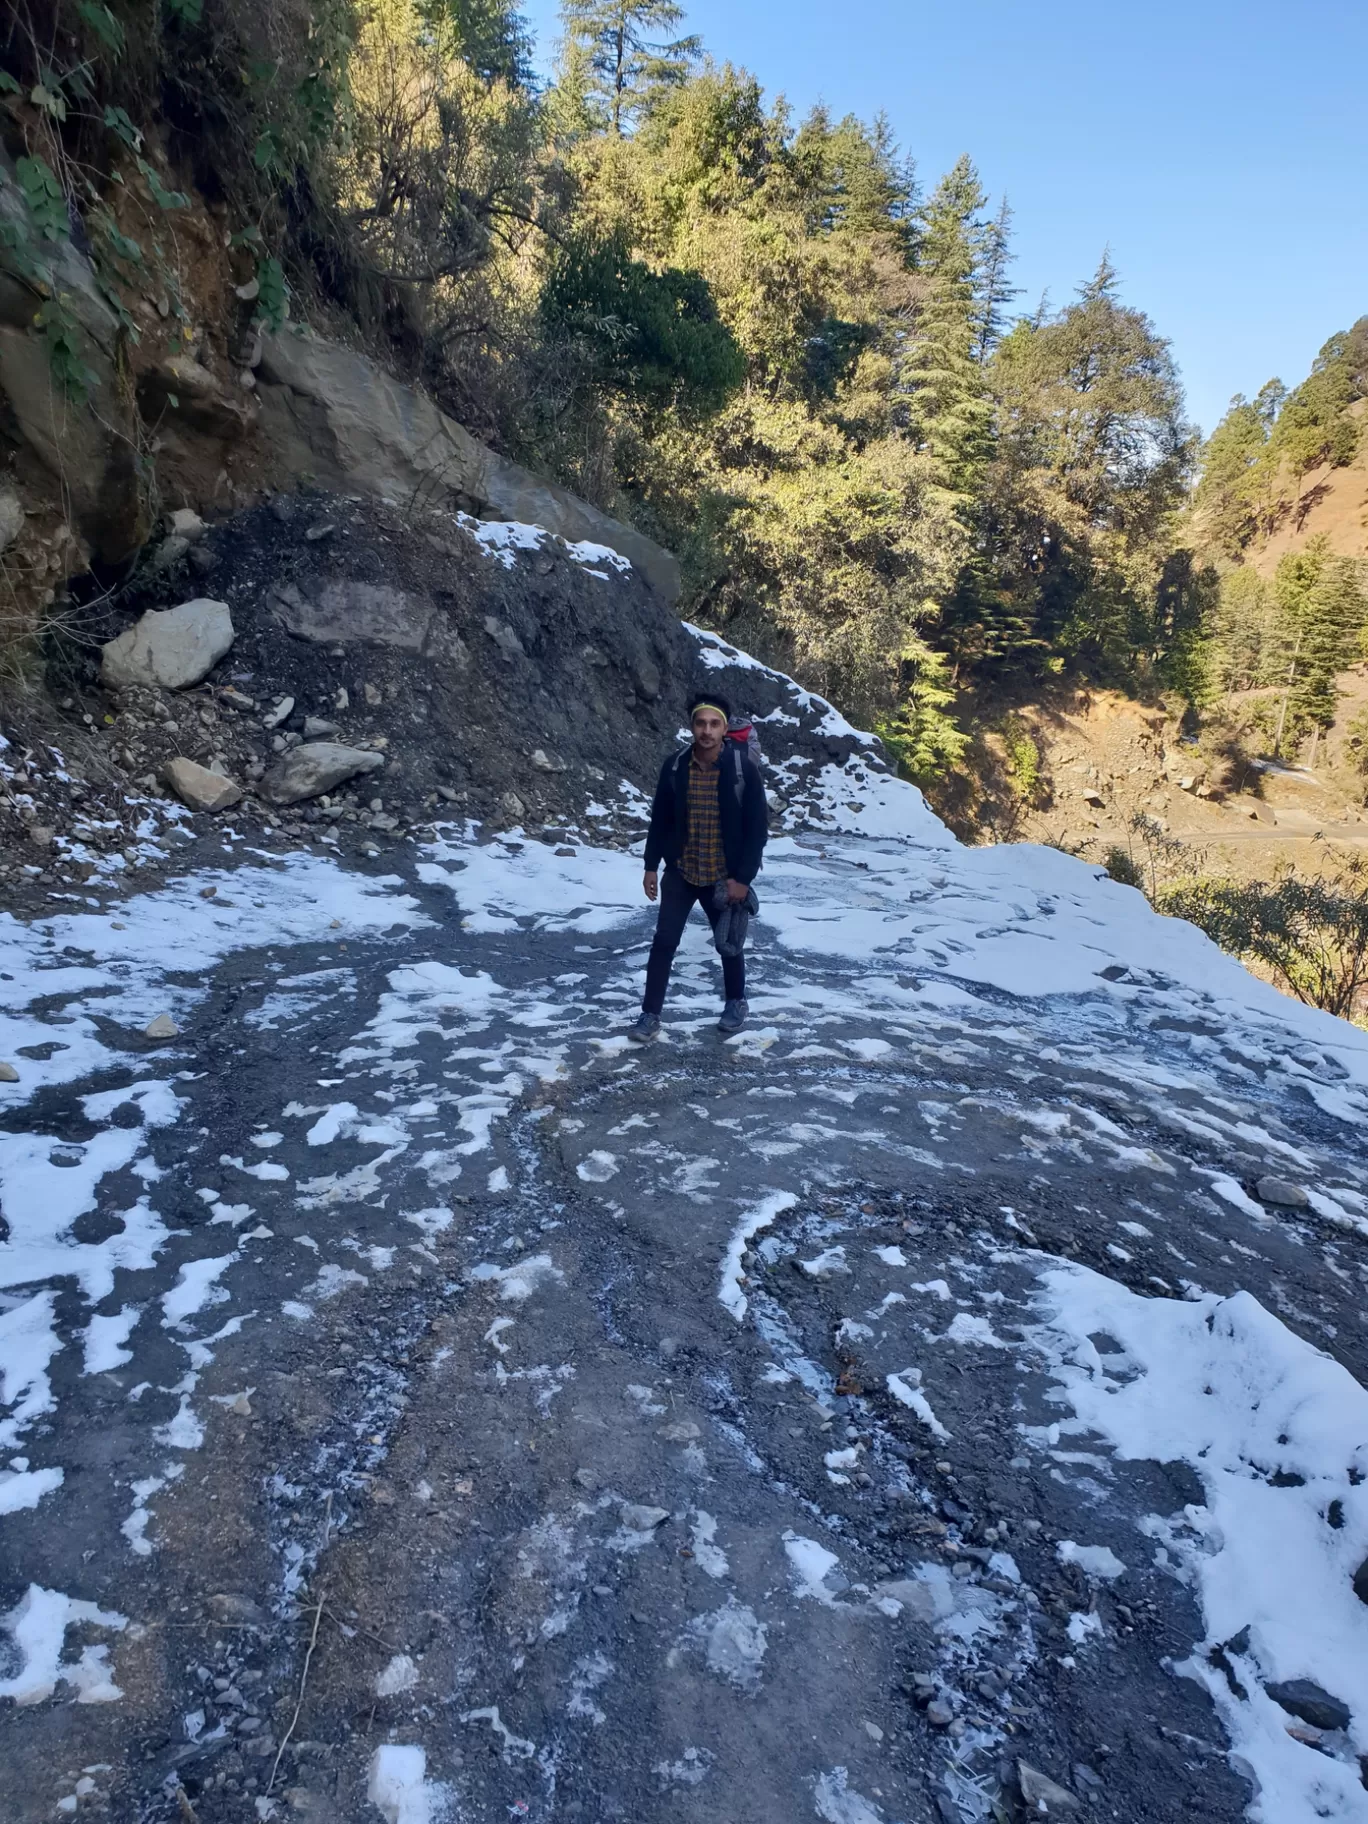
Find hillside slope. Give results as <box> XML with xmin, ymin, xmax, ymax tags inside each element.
<box><xmin>2</xmin><ymin>505</ymin><xmax>1368</xmax><ymax>1824</ymax></box>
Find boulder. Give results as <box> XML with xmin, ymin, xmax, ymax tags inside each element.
<box><xmin>1256</xmin><ymin>1176</ymin><xmax>1309</xmax><ymax>1210</ymax></box>
<box><xmin>163</xmin><ymin>758</ymin><xmax>243</xmax><ymax>813</ymax></box>
<box><xmin>144</xmin><ymin>1014</ymin><xmax>179</xmax><ymax>1040</ymax></box>
<box><xmin>1018</xmin><ymin>1763</ymin><xmax>1080</xmax><ymax>1814</ymax></box>
<box><xmin>101</xmin><ymin>599</ymin><xmax>235</xmax><ymax>691</ymax></box>
<box><xmin>262</xmin><ymin>742</ymin><xmax>385</xmax><ymax>806</ymax></box>
<box><xmin>256</xmin><ymin>328</ymin><xmax>680</xmax><ymax>601</ymax></box>
<box><xmin>169</xmin><ymin>508</ymin><xmax>206</xmax><ymax>543</ymax></box>
<box><xmin>0</xmin><ymin>1061</ymin><xmax>19</xmax><ymax>1083</ymax></box>
<box><xmin>1265</xmin><ymin>1679</ymin><xmax>1351</xmax><ymax>1733</ymax></box>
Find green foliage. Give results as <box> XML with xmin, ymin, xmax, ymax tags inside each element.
<box><xmin>1103</xmin><ymin>845</ymin><xmax>1145</xmax><ymax>890</ymax></box>
<box><xmin>1162</xmin><ymin>861</ymin><xmax>1368</xmax><ymax>1022</ymax></box>
<box><xmin>253</xmin><ymin>256</ymin><xmax>290</xmax><ymax>331</ymax></box>
<box><xmin>997</xmin><ymin>713</ymin><xmax>1042</xmax><ymax>802</ymax></box>
<box><xmin>876</xmin><ymin>651</ymin><xmax>970</xmax><ymax>781</ymax></box>
<box><xmin>1194</xmin><ymin>321</ymin><xmax>1368</xmax><ymax>561</ymax></box>
<box><xmin>36</xmin><ymin>296</ymin><xmax>97</xmax><ymax>399</ymax></box>
<box><xmin>16</xmin><ymin>157</ymin><xmax>68</xmax><ymax>242</ymax></box>
<box><xmin>539</xmin><ymin>231</ymin><xmax>744</xmax><ymax>410</ymax></box>
<box><xmin>561</xmin><ymin>0</ymin><xmax>701</xmax><ymax>134</ymax></box>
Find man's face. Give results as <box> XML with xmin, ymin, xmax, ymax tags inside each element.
<box><xmin>691</xmin><ymin>706</ymin><xmax>727</xmax><ymax>758</ymax></box>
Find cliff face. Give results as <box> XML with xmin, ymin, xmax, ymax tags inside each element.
<box><xmin>0</xmin><ymin>150</ymin><xmax>677</xmax><ymax>659</ymax></box>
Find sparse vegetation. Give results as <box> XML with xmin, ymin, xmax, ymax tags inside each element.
<box><xmin>1162</xmin><ymin>856</ymin><xmax>1368</xmax><ymax>1024</ymax></box>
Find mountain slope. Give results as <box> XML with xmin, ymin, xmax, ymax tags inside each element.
<box><xmin>2</xmin><ymin>531</ymin><xmax>1368</xmax><ymax>1824</ymax></box>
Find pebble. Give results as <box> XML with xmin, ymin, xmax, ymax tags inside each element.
<box><xmin>925</xmin><ymin>1700</ymin><xmax>955</xmax><ymax>1728</ymax></box>
<box><xmin>143</xmin><ymin>1013</ymin><xmax>179</xmax><ymax>1040</ymax></box>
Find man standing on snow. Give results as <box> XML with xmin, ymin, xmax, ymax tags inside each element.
<box><xmin>629</xmin><ymin>693</ymin><xmax>768</xmax><ymax>1041</ymax></box>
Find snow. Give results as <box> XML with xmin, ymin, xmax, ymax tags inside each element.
<box><xmin>1056</xmin><ymin>1540</ymin><xmax>1126</xmax><ymax>1580</ymax></box>
<box><xmin>886</xmin><ymin>1368</ymin><xmax>951</xmax><ymax>1442</ymax></box>
<box><xmin>367</xmin><ymin>1743</ymin><xmax>447</xmax><ymax>1824</ymax></box>
<box><xmin>1032</xmin><ymin>1262</ymin><xmax>1368</xmax><ymax>1820</ymax></box>
<box><xmin>456</xmin><ymin>512</ymin><xmax>633</xmax><ymax>577</ymax></box>
<box><xmin>719</xmin><ymin>1191</ymin><xmax>797</xmax><ymax>1320</ymax></box>
<box><xmin>0</xmin><ymin>1585</ymin><xmax>127</xmax><ymax>1705</ymax></box>
<box><xmin>784</xmin><ymin>1532</ymin><xmax>842</xmax><ymax>1605</ymax></box>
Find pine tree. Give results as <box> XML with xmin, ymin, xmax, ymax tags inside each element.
<box><xmin>902</xmin><ymin>156</ymin><xmax>995</xmax><ymax>503</ymax></box>
<box><xmin>559</xmin><ymin>0</ymin><xmax>701</xmax><ymax>134</ymax></box>
<box><xmin>974</xmin><ymin>196</ymin><xmax>1019</xmax><ymax>363</ymax></box>
<box><xmin>1193</xmin><ymin>394</ymin><xmax>1270</xmax><ymax>558</ymax></box>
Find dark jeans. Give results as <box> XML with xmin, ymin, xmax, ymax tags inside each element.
<box><xmin>643</xmin><ymin>866</ymin><xmax>745</xmax><ymax>1015</ymax></box>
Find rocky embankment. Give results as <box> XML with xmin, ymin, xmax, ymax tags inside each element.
<box><xmin>1</xmin><ymin>489</ymin><xmax>887</xmax><ymax>918</ymax></box>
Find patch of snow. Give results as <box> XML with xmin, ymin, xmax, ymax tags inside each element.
<box><xmin>719</xmin><ymin>1190</ymin><xmax>797</xmax><ymax>1320</ymax></box>
<box><xmin>784</xmin><ymin>1532</ymin><xmax>842</xmax><ymax>1605</ymax></box>
<box><xmin>1034</xmin><ymin>1261</ymin><xmax>1368</xmax><ymax>1820</ymax></box>
<box><xmin>469</xmin><ymin>1254</ymin><xmax>564</xmax><ymax>1302</ymax></box>
<box><xmin>1057</xmin><ymin>1540</ymin><xmax>1126</xmax><ymax>1580</ymax></box>
<box><xmin>0</xmin><ymin>1585</ymin><xmax>127</xmax><ymax>1705</ymax></box>
<box><xmin>887</xmin><ymin>1368</ymin><xmax>951</xmax><ymax>1442</ymax></box>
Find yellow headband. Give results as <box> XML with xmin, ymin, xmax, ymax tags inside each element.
<box><xmin>692</xmin><ymin>703</ymin><xmax>728</xmax><ymax>721</ymax></box>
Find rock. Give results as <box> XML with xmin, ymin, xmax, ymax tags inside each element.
<box><xmin>0</xmin><ymin>486</ymin><xmax>23</xmax><ymax>551</ymax></box>
<box><xmin>1081</xmin><ymin>788</ymin><xmax>1105</xmax><ymax>807</ymax></box>
<box><xmin>1265</xmin><ymin>1679</ymin><xmax>1351</xmax><ymax>1733</ymax></box>
<box><xmin>925</xmin><ymin>1700</ymin><xmax>954</xmax><ymax>1728</ymax></box>
<box><xmin>262</xmin><ymin>695</ymin><xmax>296</xmax><ymax>730</ymax></box>
<box><xmin>1257</xmin><ymin>1176</ymin><xmax>1309</xmax><ymax>1209</ymax></box>
<box><xmin>163</xmin><ymin>757</ymin><xmax>242</xmax><ymax>813</ymax></box>
<box><xmin>1354</xmin><ymin>1557</ymin><xmax>1368</xmax><ymax>1606</ymax></box>
<box><xmin>101</xmin><ymin>598</ymin><xmax>235</xmax><ymax>691</ymax></box>
<box><xmin>303</xmin><ymin>717</ymin><xmax>339</xmax><ymax>738</ymax></box>
<box><xmin>143</xmin><ymin>1013</ymin><xmax>179</xmax><ymax>1040</ymax></box>
<box><xmin>531</xmin><ymin>749</ymin><xmax>565</xmax><ymax>772</ymax></box>
<box><xmin>207</xmin><ymin>1594</ymin><xmax>267</xmax><ymax>1626</ymax></box>
<box><xmin>1178</xmin><ymin>775</ymin><xmax>1196</xmax><ymax>792</ymax></box>
<box><xmin>263</xmin><ymin>742</ymin><xmax>385</xmax><ymax>806</ymax></box>
<box><xmin>620</xmin><ymin>1504</ymin><xmax>669</xmax><ymax>1531</ymax></box>
<box><xmin>28</xmin><ymin>826</ymin><xmax>54</xmax><ymax>848</ymax></box>
<box><xmin>257</xmin><ymin>327</ymin><xmax>681</xmax><ymax>600</ymax></box>
<box><xmin>152</xmin><ymin>534</ymin><xmax>190</xmax><ymax>570</ymax></box>
<box><xmin>1018</xmin><ymin>1763</ymin><xmax>1080</xmax><ymax>1814</ymax></box>
<box><xmin>0</xmin><ymin>1061</ymin><xmax>19</xmax><ymax>1082</ymax></box>
<box><xmin>169</xmin><ymin>507</ymin><xmax>206</xmax><ymax>542</ymax></box>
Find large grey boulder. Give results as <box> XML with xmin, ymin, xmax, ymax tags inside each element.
<box><xmin>262</xmin><ymin>742</ymin><xmax>384</xmax><ymax>805</ymax></box>
<box><xmin>101</xmin><ymin>599</ymin><xmax>235</xmax><ymax>691</ymax></box>
<box><xmin>257</xmin><ymin>329</ymin><xmax>680</xmax><ymax>602</ymax></box>
<box><xmin>162</xmin><ymin>757</ymin><xmax>242</xmax><ymax>813</ymax></box>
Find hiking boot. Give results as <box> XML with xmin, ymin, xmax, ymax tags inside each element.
<box><xmin>627</xmin><ymin>1011</ymin><xmax>661</xmax><ymax>1043</ymax></box>
<box><xmin>717</xmin><ymin>998</ymin><xmax>748</xmax><ymax>1035</ymax></box>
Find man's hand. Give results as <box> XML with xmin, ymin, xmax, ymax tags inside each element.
<box><xmin>725</xmin><ymin>877</ymin><xmax>748</xmax><ymax>903</ymax></box>
<box><xmin>643</xmin><ymin>870</ymin><xmax>659</xmax><ymax>902</ymax></box>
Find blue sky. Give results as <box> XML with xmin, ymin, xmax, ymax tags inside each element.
<box><xmin>520</xmin><ymin>0</ymin><xmax>1368</xmax><ymax>437</ymax></box>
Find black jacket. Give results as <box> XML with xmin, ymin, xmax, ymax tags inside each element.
<box><xmin>644</xmin><ymin>745</ymin><xmax>768</xmax><ymax>885</ymax></box>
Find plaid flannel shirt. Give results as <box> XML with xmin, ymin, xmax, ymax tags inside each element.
<box><xmin>679</xmin><ymin>752</ymin><xmax>727</xmax><ymax>886</ymax></box>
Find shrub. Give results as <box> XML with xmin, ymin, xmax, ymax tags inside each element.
<box><xmin>1161</xmin><ymin>859</ymin><xmax>1368</xmax><ymax>1022</ymax></box>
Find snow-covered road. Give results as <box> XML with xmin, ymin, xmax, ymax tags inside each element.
<box><xmin>2</xmin><ymin>787</ymin><xmax>1368</xmax><ymax>1823</ymax></box>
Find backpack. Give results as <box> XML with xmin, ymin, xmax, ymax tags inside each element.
<box><xmin>726</xmin><ymin>714</ymin><xmax>763</xmax><ymax>768</ymax></box>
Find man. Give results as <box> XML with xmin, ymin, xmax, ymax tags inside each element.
<box><xmin>629</xmin><ymin>693</ymin><xmax>768</xmax><ymax>1041</ymax></box>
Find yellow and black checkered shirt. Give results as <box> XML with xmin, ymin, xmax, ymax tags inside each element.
<box><xmin>680</xmin><ymin>752</ymin><xmax>727</xmax><ymax>886</ymax></box>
